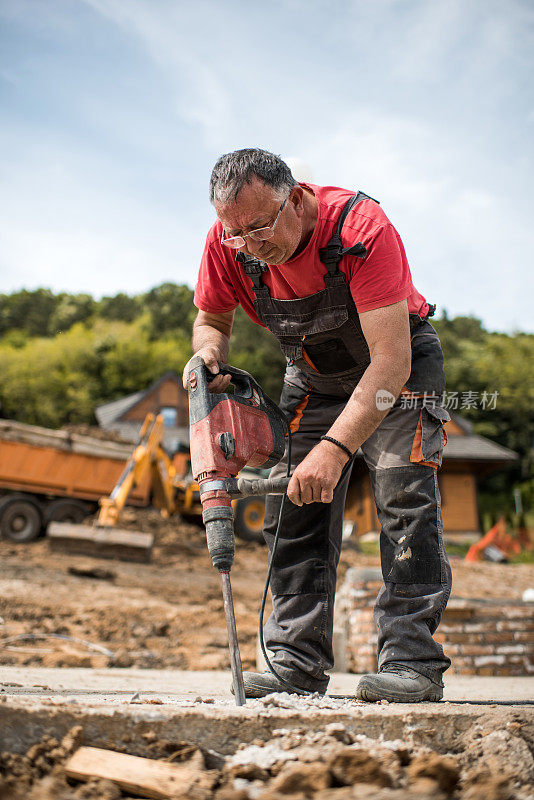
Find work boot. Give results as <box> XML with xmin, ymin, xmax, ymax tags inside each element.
<box><xmin>357</xmin><ymin>665</ymin><xmax>443</xmax><ymax>703</ymax></box>
<box><xmin>231</xmin><ymin>671</ymin><xmax>323</xmax><ymax>698</ymax></box>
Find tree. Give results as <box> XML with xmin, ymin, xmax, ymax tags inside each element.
<box><xmin>98</xmin><ymin>293</ymin><xmax>140</xmax><ymax>323</ymax></box>
<box><xmin>143</xmin><ymin>283</ymin><xmax>197</xmax><ymax>338</ymax></box>
<box><xmin>48</xmin><ymin>294</ymin><xmax>96</xmax><ymax>335</ymax></box>
<box><xmin>0</xmin><ymin>289</ymin><xmax>59</xmax><ymax>337</ymax></box>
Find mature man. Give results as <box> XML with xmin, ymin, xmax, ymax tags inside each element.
<box><xmin>183</xmin><ymin>148</ymin><xmax>451</xmax><ymax>702</ymax></box>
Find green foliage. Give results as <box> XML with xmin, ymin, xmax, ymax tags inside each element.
<box><xmin>143</xmin><ymin>283</ymin><xmax>197</xmax><ymax>338</ymax></box>
<box><xmin>98</xmin><ymin>293</ymin><xmax>141</xmax><ymax>323</ymax></box>
<box><xmin>0</xmin><ymin>288</ymin><xmax>59</xmax><ymax>337</ymax></box>
<box><xmin>48</xmin><ymin>293</ymin><xmax>96</xmax><ymax>335</ymax></box>
<box><xmin>433</xmin><ymin>315</ymin><xmax>534</xmax><ymax>516</ymax></box>
<box><xmin>0</xmin><ymin>318</ymin><xmax>193</xmax><ymax>428</ymax></box>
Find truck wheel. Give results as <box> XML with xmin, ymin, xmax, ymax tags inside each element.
<box><xmin>234</xmin><ymin>496</ymin><xmax>266</xmax><ymax>544</ymax></box>
<box><xmin>0</xmin><ymin>495</ymin><xmax>42</xmax><ymax>543</ymax></box>
<box><xmin>45</xmin><ymin>499</ymin><xmax>91</xmax><ymax>525</ymax></box>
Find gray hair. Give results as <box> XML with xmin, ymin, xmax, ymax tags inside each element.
<box><xmin>209</xmin><ymin>148</ymin><xmax>297</xmax><ymax>205</ymax></box>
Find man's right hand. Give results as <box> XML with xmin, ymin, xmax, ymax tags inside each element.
<box><xmin>182</xmin><ymin>348</ymin><xmax>232</xmax><ymax>393</ymax></box>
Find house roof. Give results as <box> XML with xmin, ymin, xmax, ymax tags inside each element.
<box><xmin>442</xmin><ymin>433</ymin><xmax>517</xmax><ymax>463</ymax></box>
<box><xmin>444</xmin><ymin>413</ymin><xmax>516</xmax><ymax>463</ymax></box>
<box><xmin>95</xmin><ymin>390</ymin><xmax>144</xmax><ymax>428</ymax></box>
<box><xmin>449</xmin><ymin>414</ymin><xmax>474</xmax><ymax>434</ymax></box>
<box><xmin>95</xmin><ymin>371</ymin><xmax>182</xmax><ymax>428</ymax></box>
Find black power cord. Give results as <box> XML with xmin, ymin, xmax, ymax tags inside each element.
<box><xmin>258</xmin><ymin>426</ymin><xmax>355</xmax><ymax>696</ymax></box>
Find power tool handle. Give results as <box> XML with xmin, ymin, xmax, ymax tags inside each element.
<box><xmin>190</xmin><ymin>356</ymin><xmax>255</xmax><ymax>399</ymax></box>
<box><xmin>235</xmin><ymin>476</ymin><xmax>290</xmax><ymax>497</ymax></box>
<box><xmin>213</xmin><ymin>362</ymin><xmax>257</xmax><ymax>398</ymax></box>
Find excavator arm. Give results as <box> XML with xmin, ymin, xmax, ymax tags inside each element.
<box><xmin>97</xmin><ymin>413</ymin><xmax>176</xmax><ymax>526</ymax></box>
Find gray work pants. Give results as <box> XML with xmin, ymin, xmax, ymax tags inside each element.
<box><xmin>262</xmin><ymin>387</ymin><xmax>452</xmax><ymax>691</ymax></box>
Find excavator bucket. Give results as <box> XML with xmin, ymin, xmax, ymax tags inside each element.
<box><xmin>48</xmin><ymin>522</ymin><xmax>153</xmax><ymax>563</ymax></box>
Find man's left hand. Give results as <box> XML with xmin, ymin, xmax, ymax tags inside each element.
<box><xmin>287</xmin><ymin>441</ymin><xmax>349</xmax><ymax>506</ymax></box>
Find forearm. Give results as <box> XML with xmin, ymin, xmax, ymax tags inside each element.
<box><xmin>192</xmin><ymin>321</ymin><xmax>230</xmax><ymax>362</ymax></box>
<box><xmin>327</xmin><ymin>354</ymin><xmax>410</xmax><ymax>453</ymax></box>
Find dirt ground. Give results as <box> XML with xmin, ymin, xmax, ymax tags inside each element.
<box><xmin>1</xmin><ymin>715</ymin><xmax>533</xmax><ymax>799</ymax></box>
<box><xmin>0</xmin><ymin>508</ymin><xmax>533</xmax><ymax>673</ymax></box>
<box><xmin>1</xmin><ymin>510</ymin><xmax>534</xmax><ymax>799</ymax></box>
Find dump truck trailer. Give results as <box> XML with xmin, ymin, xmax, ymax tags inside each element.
<box><xmin>0</xmin><ymin>419</ymin><xmax>152</xmax><ymax>542</ymax></box>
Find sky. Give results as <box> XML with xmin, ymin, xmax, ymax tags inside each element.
<box><xmin>1</xmin><ymin>0</ymin><xmax>533</xmax><ymax>333</ymax></box>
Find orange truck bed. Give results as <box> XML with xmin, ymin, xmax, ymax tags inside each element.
<box><xmin>0</xmin><ymin>420</ymin><xmax>150</xmax><ymax>505</ymax></box>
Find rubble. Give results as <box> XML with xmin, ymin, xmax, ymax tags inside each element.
<box><xmin>3</xmin><ymin>720</ymin><xmax>532</xmax><ymax>800</ymax></box>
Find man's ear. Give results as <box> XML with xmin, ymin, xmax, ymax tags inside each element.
<box><xmin>290</xmin><ymin>185</ymin><xmax>304</xmax><ymax>215</ymax></box>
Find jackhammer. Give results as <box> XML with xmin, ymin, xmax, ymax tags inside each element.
<box><xmin>187</xmin><ymin>356</ymin><xmax>290</xmax><ymax>705</ymax></box>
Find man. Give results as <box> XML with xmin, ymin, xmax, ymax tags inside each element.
<box><xmin>183</xmin><ymin>148</ymin><xmax>451</xmax><ymax>702</ymax></box>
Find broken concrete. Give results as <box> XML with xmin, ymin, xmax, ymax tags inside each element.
<box><xmin>0</xmin><ymin>667</ymin><xmax>532</xmax><ymax>759</ymax></box>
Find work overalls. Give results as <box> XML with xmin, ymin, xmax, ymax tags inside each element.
<box><xmin>236</xmin><ymin>192</ymin><xmax>452</xmax><ymax>691</ymax></box>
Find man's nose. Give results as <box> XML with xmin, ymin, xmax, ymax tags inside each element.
<box><xmin>244</xmin><ymin>237</ymin><xmax>264</xmax><ymax>255</ymax></box>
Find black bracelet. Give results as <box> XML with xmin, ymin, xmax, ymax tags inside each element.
<box><xmin>320</xmin><ymin>435</ymin><xmax>353</xmax><ymax>460</ymax></box>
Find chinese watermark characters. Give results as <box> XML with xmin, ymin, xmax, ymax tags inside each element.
<box><xmin>398</xmin><ymin>390</ymin><xmax>499</xmax><ymax>410</ymax></box>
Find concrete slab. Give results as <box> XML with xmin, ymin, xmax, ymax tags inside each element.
<box><xmin>1</xmin><ymin>668</ymin><xmax>533</xmax><ymax>758</ymax></box>
<box><xmin>1</xmin><ymin>666</ymin><xmax>533</xmax><ymax>703</ymax></box>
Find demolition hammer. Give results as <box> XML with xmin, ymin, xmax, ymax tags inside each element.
<box><xmin>187</xmin><ymin>356</ymin><xmax>290</xmax><ymax>706</ymax></box>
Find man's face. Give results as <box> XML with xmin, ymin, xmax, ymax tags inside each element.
<box><xmin>214</xmin><ymin>176</ymin><xmax>304</xmax><ymax>265</ymax></box>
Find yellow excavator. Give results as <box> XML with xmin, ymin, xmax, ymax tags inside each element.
<box><xmin>48</xmin><ymin>412</ymin><xmax>266</xmax><ymax>561</ymax></box>
<box><xmin>96</xmin><ymin>412</ymin><xmax>200</xmax><ymax>526</ymax></box>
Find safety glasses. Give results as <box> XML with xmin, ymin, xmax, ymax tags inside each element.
<box><xmin>221</xmin><ymin>198</ymin><xmax>287</xmax><ymax>249</ymax></box>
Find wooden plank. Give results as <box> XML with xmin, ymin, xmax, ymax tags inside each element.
<box><xmin>65</xmin><ymin>746</ymin><xmax>202</xmax><ymax>799</ymax></box>
<box><xmin>48</xmin><ymin>523</ymin><xmax>153</xmax><ymax>563</ymax></box>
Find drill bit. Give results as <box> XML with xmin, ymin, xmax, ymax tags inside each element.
<box><xmin>220</xmin><ymin>570</ymin><xmax>246</xmax><ymax>705</ymax></box>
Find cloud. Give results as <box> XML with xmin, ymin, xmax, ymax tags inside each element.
<box><xmin>0</xmin><ymin>0</ymin><xmax>532</xmax><ymax>331</ymax></box>
<box><xmin>81</xmin><ymin>0</ymin><xmax>235</xmax><ymax>148</ymax></box>
<box><xmin>0</xmin><ymin>124</ymin><xmax>203</xmax><ymax>296</ymax></box>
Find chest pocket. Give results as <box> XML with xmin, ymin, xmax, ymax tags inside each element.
<box><xmin>303</xmin><ymin>336</ymin><xmax>363</xmax><ymax>373</ymax></box>
<box><xmin>261</xmin><ymin>304</ymin><xmax>348</xmax><ymax>338</ymax></box>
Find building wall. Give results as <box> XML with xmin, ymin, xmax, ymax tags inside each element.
<box><xmin>439</xmin><ymin>471</ymin><xmax>479</xmax><ymax>532</ymax></box>
<box><xmin>345</xmin><ymin>468</ymin><xmax>480</xmax><ymax>535</ymax></box>
<box><xmin>344</xmin><ymin>475</ymin><xmax>378</xmax><ymax>535</ymax></box>
<box><xmin>444</xmin><ymin>419</ymin><xmax>466</xmax><ymax>436</ymax></box>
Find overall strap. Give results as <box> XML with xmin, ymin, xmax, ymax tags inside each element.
<box><xmin>235</xmin><ymin>252</ymin><xmax>271</xmax><ymax>297</ymax></box>
<box><xmin>319</xmin><ymin>190</ymin><xmax>379</xmax><ymax>275</ymax></box>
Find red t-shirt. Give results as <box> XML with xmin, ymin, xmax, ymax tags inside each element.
<box><xmin>194</xmin><ymin>183</ymin><xmax>429</xmax><ymax>326</ymax></box>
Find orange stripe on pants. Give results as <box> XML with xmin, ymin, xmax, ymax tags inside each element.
<box><xmin>289</xmin><ymin>394</ymin><xmax>310</xmax><ymax>434</ymax></box>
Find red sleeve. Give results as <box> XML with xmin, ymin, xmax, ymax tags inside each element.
<box><xmin>194</xmin><ymin>236</ymin><xmax>239</xmax><ymax>314</ymax></box>
<box><xmin>349</xmin><ymin>223</ymin><xmax>413</xmax><ymax>313</ymax></box>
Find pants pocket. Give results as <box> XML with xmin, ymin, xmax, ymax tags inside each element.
<box><xmin>372</xmin><ymin>465</ymin><xmax>442</xmax><ymax>584</ymax></box>
<box><xmin>410</xmin><ymin>405</ymin><xmax>450</xmax><ymax>468</ymax></box>
<box><xmin>279</xmin><ymin>381</ymin><xmax>310</xmax><ymax>433</ymax></box>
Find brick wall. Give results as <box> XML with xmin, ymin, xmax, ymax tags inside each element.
<box><xmin>335</xmin><ymin>568</ymin><xmax>534</xmax><ymax>676</ymax></box>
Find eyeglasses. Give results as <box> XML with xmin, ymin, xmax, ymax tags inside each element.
<box><xmin>221</xmin><ymin>198</ymin><xmax>287</xmax><ymax>249</ymax></box>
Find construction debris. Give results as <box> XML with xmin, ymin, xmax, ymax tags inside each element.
<box><xmin>1</xmin><ymin>720</ymin><xmax>533</xmax><ymax>800</ymax></box>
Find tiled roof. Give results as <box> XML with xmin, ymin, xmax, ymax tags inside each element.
<box><xmin>443</xmin><ymin>433</ymin><xmax>517</xmax><ymax>462</ymax></box>
<box><xmin>95</xmin><ymin>391</ymin><xmax>144</xmax><ymax>428</ymax></box>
